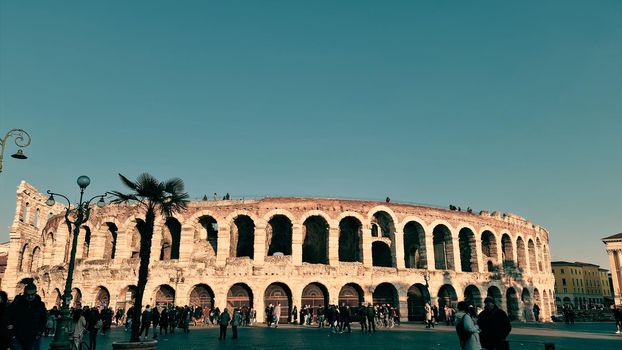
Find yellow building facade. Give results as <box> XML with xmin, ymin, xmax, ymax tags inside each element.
<box><xmin>551</xmin><ymin>261</ymin><xmax>611</xmax><ymax>310</ymax></box>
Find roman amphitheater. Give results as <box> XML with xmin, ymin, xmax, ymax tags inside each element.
<box><xmin>3</xmin><ymin>181</ymin><xmax>555</xmax><ymax>322</ymax></box>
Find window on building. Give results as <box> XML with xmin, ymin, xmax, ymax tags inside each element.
<box><xmin>561</xmin><ymin>269</ymin><xmax>564</xmax><ymax>274</ymax></box>
<box><xmin>562</xmin><ymin>278</ymin><xmax>566</xmax><ymax>286</ymax></box>
<box><xmin>564</xmin><ymin>288</ymin><xmax>567</xmax><ymax>293</ymax></box>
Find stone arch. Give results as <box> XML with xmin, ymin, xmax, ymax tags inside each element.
<box><xmin>230</xmin><ymin>215</ymin><xmax>255</xmax><ymax>259</ymax></box>
<box><xmin>264</xmin><ymin>282</ymin><xmax>292</xmax><ymax>324</ymax></box>
<box><xmin>29</xmin><ymin>246</ymin><xmax>41</xmax><ymax>272</ymax></box>
<box><xmin>501</xmin><ymin>233</ymin><xmax>514</xmax><ymax>269</ymax></box>
<box><xmin>464</xmin><ymin>285</ymin><xmax>483</xmax><ymax>309</ymax></box>
<box><xmin>543</xmin><ymin>244</ymin><xmax>551</xmax><ymax>271</ymax></box>
<box><xmin>94</xmin><ymin>286</ymin><xmax>111</xmax><ymax>308</ymax></box>
<box><xmin>506</xmin><ymin>287</ymin><xmax>520</xmax><ymax>321</ymax></box>
<box><xmin>403</xmin><ymin>220</ymin><xmax>427</xmax><ymax>269</ymax></box>
<box><xmin>227</xmin><ymin>283</ymin><xmax>253</xmax><ymax>311</ymax></box>
<box><xmin>302</xmin><ymin>215</ymin><xmax>329</xmax><ymax>264</ymax></box>
<box><xmin>193</xmin><ymin>215</ymin><xmax>219</xmax><ymax>259</ymax></box>
<box><xmin>160</xmin><ymin>217</ymin><xmax>181</xmax><ymax>260</ymax></box>
<box><xmin>339</xmin><ymin>283</ymin><xmax>365</xmax><ymax>307</ymax></box>
<box><xmin>527</xmin><ymin>239</ymin><xmax>537</xmax><ymax>273</ymax></box>
<box><xmin>407</xmin><ymin>283</ymin><xmax>430</xmax><ymax>321</ymax></box>
<box><xmin>437</xmin><ymin>284</ymin><xmax>458</xmax><ymax>311</ymax></box>
<box><xmin>338</xmin><ymin>216</ymin><xmax>363</xmax><ymax>262</ymax></box>
<box><xmin>119</xmin><ymin>215</ymin><xmax>143</xmax><ymax>259</ymax></box>
<box><xmin>103</xmin><ymin>222</ymin><xmax>119</xmax><ymax>260</ymax></box>
<box><xmin>432</xmin><ymin>224</ymin><xmax>455</xmax><ymax>270</ymax></box>
<box><xmin>533</xmin><ymin>288</ymin><xmax>542</xmax><ymax>321</ymax></box>
<box><xmin>189</xmin><ymin>284</ymin><xmax>215</xmax><ymax>309</ymax></box>
<box><xmin>536</xmin><ymin>237</ymin><xmax>543</xmax><ymax>272</ymax></box>
<box><xmin>516</xmin><ymin>236</ymin><xmax>527</xmax><ymax>270</ymax></box>
<box><xmin>458</xmin><ymin>227</ymin><xmax>478</xmax><ymax>272</ymax></box>
<box><xmin>267</xmin><ymin>214</ymin><xmax>293</xmax><ymax>256</ymax></box>
<box><xmin>21</xmin><ymin>202</ymin><xmax>29</xmax><ymax>222</ymax></box>
<box><xmin>301</xmin><ymin>282</ymin><xmax>329</xmax><ymax>308</ymax></box>
<box><xmin>154</xmin><ymin>284</ymin><xmax>175</xmax><ymax>306</ymax></box>
<box><xmin>371</xmin><ymin>241</ymin><xmax>393</xmax><ymax>267</ymax></box>
<box><xmin>487</xmin><ymin>286</ymin><xmax>502</xmax><ymax>306</ymax></box>
<box><xmin>369</xmin><ymin>209</ymin><xmax>397</xmax><ymax>239</ymax></box>
<box><xmin>72</xmin><ymin>287</ymin><xmax>83</xmax><ymax>308</ymax></box>
<box><xmin>43</xmin><ymin>232</ymin><xmax>55</xmax><ymax>265</ymax></box>
<box><xmin>373</xmin><ymin>282</ymin><xmax>398</xmax><ymax>307</ymax></box>
<box><xmin>117</xmin><ymin>285</ymin><xmax>137</xmax><ymax>310</ymax></box>
<box><xmin>547</xmin><ymin>290</ymin><xmax>555</xmax><ymax>316</ymax></box>
<box><xmin>81</xmin><ymin>226</ymin><xmax>92</xmax><ymax>259</ymax></box>
<box><xmin>33</xmin><ymin>208</ymin><xmax>40</xmax><ymax>228</ymax></box>
<box><xmin>521</xmin><ymin>288</ymin><xmax>532</xmax><ymax>321</ymax></box>
<box><xmin>481</xmin><ymin>230</ymin><xmax>498</xmax><ymax>271</ymax></box>
<box><xmin>18</xmin><ymin>243</ymin><xmax>30</xmax><ymax>272</ymax></box>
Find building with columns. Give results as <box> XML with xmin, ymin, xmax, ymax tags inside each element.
<box><xmin>602</xmin><ymin>232</ymin><xmax>622</xmax><ymax>306</ymax></box>
<box><xmin>3</xmin><ymin>181</ymin><xmax>555</xmax><ymax>322</ymax></box>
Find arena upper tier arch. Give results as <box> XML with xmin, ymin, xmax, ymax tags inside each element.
<box><xmin>3</xmin><ymin>181</ymin><xmax>555</xmax><ymax>322</ymax></box>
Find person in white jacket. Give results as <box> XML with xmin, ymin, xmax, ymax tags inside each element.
<box><xmin>455</xmin><ymin>301</ymin><xmax>482</xmax><ymax>350</ymax></box>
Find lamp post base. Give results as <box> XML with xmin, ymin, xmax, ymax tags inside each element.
<box><xmin>49</xmin><ymin>310</ymin><xmax>72</xmax><ymax>350</ymax></box>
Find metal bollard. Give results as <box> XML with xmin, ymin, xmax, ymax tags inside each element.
<box><xmin>544</xmin><ymin>343</ymin><xmax>555</xmax><ymax>350</ymax></box>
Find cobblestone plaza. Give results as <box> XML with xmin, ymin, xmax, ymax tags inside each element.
<box><xmin>38</xmin><ymin>322</ymin><xmax>622</xmax><ymax>350</ymax></box>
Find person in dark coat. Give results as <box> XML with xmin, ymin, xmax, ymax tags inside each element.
<box><xmin>86</xmin><ymin>307</ymin><xmax>101</xmax><ymax>350</ymax></box>
<box><xmin>139</xmin><ymin>305</ymin><xmax>152</xmax><ymax>340</ymax></box>
<box><xmin>218</xmin><ymin>308</ymin><xmax>231</xmax><ymax>340</ymax></box>
<box><xmin>159</xmin><ymin>308</ymin><xmax>169</xmax><ymax>335</ymax></box>
<box><xmin>151</xmin><ymin>306</ymin><xmax>160</xmax><ymax>339</ymax></box>
<box><xmin>366</xmin><ymin>304</ymin><xmax>376</xmax><ymax>333</ymax></box>
<box><xmin>7</xmin><ymin>283</ymin><xmax>47</xmax><ymax>350</ymax></box>
<box><xmin>0</xmin><ymin>291</ymin><xmax>10</xmax><ymax>350</ymax></box>
<box><xmin>477</xmin><ymin>297</ymin><xmax>511</xmax><ymax>350</ymax></box>
<box><xmin>358</xmin><ymin>304</ymin><xmax>367</xmax><ymax>332</ymax></box>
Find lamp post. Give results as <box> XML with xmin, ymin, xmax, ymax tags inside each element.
<box><xmin>0</xmin><ymin>128</ymin><xmax>31</xmax><ymax>174</ymax></box>
<box><xmin>47</xmin><ymin>176</ymin><xmax>108</xmax><ymax>350</ymax></box>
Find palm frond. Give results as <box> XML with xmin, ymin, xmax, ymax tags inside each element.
<box><xmin>118</xmin><ymin>174</ymin><xmax>138</xmax><ymax>191</ymax></box>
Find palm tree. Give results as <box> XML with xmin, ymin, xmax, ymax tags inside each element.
<box><xmin>110</xmin><ymin>173</ymin><xmax>189</xmax><ymax>342</ymax></box>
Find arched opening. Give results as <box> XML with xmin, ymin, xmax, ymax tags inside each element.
<box><xmin>404</xmin><ymin>221</ymin><xmax>426</xmax><ymax>269</ymax></box>
<box><xmin>82</xmin><ymin>226</ymin><xmax>92</xmax><ymax>259</ymax></box>
<box><xmin>536</xmin><ymin>238</ymin><xmax>543</xmax><ymax>272</ymax></box>
<box><xmin>227</xmin><ymin>283</ymin><xmax>253</xmax><ymax>311</ymax></box>
<box><xmin>373</xmin><ymin>282</ymin><xmax>398</xmax><ymax>307</ymax></box>
<box><xmin>481</xmin><ymin>230</ymin><xmax>498</xmax><ymax>271</ymax></box>
<box><xmin>230</xmin><ymin>215</ymin><xmax>255</xmax><ymax>258</ymax></box>
<box><xmin>72</xmin><ymin>288</ymin><xmax>82</xmax><ymax>308</ymax></box>
<box><xmin>433</xmin><ymin>225</ymin><xmax>454</xmax><ymax>270</ymax></box>
<box><xmin>302</xmin><ymin>216</ymin><xmax>328</xmax><ymax>264</ymax></box>
<box><xmin>458</xmin><ymin>228</ymin><xmax>477</xmax><ymax>272</ymax></box>
<box><xmin>339</xmin><ymin>283</ymin><xmax>364</xmax><ymax>307</ymax></box>
<box><xmin>161</xmin><ymin>218</ymin><xmax>181</xmax><ymax>260</ymax></box>
<box><xmin>506</xmin><ymin>287</ymin><xmax>520</xmax><ymax>321</ymax></box>
<box><xmin>33</xmin><ymin>208</ymin><xmax>40</xmax><ymax>228</ymax></box>
<box><xmin>267</xmin><ymin>215</ymin><xmax>293</xmax><ymax>256</ymax></box>
<box><xmin>104</xmin><ymin>223</ymin><xmax>118</xmax><ymax>260</ymax></box>
<box><xmin>464</xmin><ymin>285</ymin><xmax>482</xmax><ymax>309</ymax></box>
<box><xmin>29</xmin><ymin>246</ymin><xmax>41</xmax><ymax>272</ymax></box>
<box><xmin>264</xmin><ymin>283</ymin><xmax>292</xmax><ymax>324</ymax></box>
<box><xmin>487</xmin><ymin>286</ymin><xmax>503</xmax><ymax>306</ymax></box>
<box><xmin>371</xmin><ymin>241</ymin><xmax>393</xmax><ymax>267</ymax></box>
<box><xmin>154</xmin><ymin>285</ymin><xmax>175</xmax><ymax>306</ymax></box>
<box><xmin>501</xmin><ymin>234</ymin><xmax>514</xmax><ymax>269</ymax></box>
<box><xmin>338</xmin><ymin>217</ymin><xmax>363</xmax><ymax>262</ymax></box>
<box><xmin>18</xmin><ymin>244</ymin><xmax>29</xmax><ymax>272</ymax></box>
<box><xmin>21</xmin><ymin>202</ymin><xmax>29</xmax><ymax>222</ymax></box>
<box><xmin>516</xmin><ymin>237</ymin><xmax>526</xmax><ymax>270</ymax></box>
<box><xmin>198</xmin><ymin>215</ymin><xmax>218</xmax><ymax>252</ymax></box>
<box><xmin>521</xmin><ymin>288</ymin><xmax>532</xmax><ymax>321</ymax></box>
<box><xmin>190</xmin><ymin>284</ymin><xmax>215</xmax><ymax>309</ymax></box>
<box><xmin>130</xmin><ymin>227</ymin><xmax>141</xmax><ymax>258</ymax></box>
<box><xmin>407</xmin><ymin>283</ymin><xmax>430</xmax><ymax>321</ymax></box>
<box><xmin>95</xmin><ymin>286</ymin><xmax>110</xmax><ymax>308</ymax></box>
<box><xmin>528</xmin><ymin>239</ymin><xmax>537</xmax><ymax>273</ymax></box>
<box><xmin>371</xmin><ymin>223</ymin><xmax>379</xmax><ymax>237</ymax></box>
<box><xmin>301</xmin><ymin>282</ymin><xmax>329</xmax><ymax>308</ymax></box>
<box><xmin>437</xmin><ymin>284</ymin><xmax>458</xmax><ymax>312</ymax></box>
<box><xmin>117</xmin><ymin>285</ymin><xmax>137</xmax><ymax>311</ymax></box>
<box><xmin>371</xmin><ymin>211</ymin><xmax>396</xmax><ymax>238</ymax></box>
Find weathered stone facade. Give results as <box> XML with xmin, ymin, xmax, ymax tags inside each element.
<box><xmin>4</xmin><ymin>181</ymin><xmax>556</xmax><ymax>322</ymax></box>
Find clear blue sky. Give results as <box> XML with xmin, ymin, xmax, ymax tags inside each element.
<box><xmin>1</xmin><ymin>1</ymin><xmax>620</xmax><ymax>267</ymax></box>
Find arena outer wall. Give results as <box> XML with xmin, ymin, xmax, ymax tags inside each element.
<box><xmin>3</xmin><ymin>181</ymin><xmax>555</xmax><ymax>322</ymax></box>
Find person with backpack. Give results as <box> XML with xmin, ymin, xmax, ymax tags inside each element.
<box><xmin>477</xmin><ymin>297</ymin><xmax>511</xmax><ymax>350</ymax></box>
<box><xmin>455</xmin><ymin>301</ymin><xmax>481</xmax><ymax>350</ymax></box>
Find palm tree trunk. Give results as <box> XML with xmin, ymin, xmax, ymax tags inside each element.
<box><xmin>130</xmin><ymin>209</ymin><xmax>155</xmax><ymax>342</ymax></box>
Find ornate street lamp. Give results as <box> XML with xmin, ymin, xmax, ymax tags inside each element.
<box><xmin>0</xmin><ymin>128</ymin><xmax>31</xmax><ymax>174</ymax></box>
<box><xmin>47</xmin><ymin>176</ymin><xmax>109</xmax><ymax>350</ymax></box>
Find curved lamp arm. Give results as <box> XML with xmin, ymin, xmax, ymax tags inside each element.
<box><xmin>0</xmin><ymin>129</ymin><xmax>32</xmax><ymax>174</ymax></box>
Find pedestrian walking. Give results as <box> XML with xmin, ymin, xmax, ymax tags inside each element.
<box><xmin>612</xmin><ymin>306</ymin><xmax>622</xmax><ymax>334</ymax></box>
<box><xmin>139</xmin><ymin>305</ymin><xmax>152</xmax><ymax>340</ymax></box>
<box><xmin>0</xmin><ymin>291</ymin><xmax>10</xmax><ymax>350</ymax></box>
<box><xmin>151</xmin><ymin>306</ymin><xmax>160</xmax><ymax>339</ymax></box>
<box><xmin>218</xmin><ymin>308</ymin><xmax>231</xmax><ymax>340</ymax></box>
<box><xmin>366</xmin><ymin>304</ymin><xmax>376</xmax><ymax>333</ymax></box>
<box><xmin>273</xmin><ymin>303</ymin><xmax>281</xmax><ymax>327</ymax></box>
<box><xmin>7</xmin><ymin>284</ymin><xmax>46</xmax><ymax>350</ymax></box>
<box><xmin>86</xmin><ymin>307</ymin><xmax>102</xmax><ymax>350</ymax></box>
<box><xmin>477</xmin><ymin>297</ymin><xmax>511</xmax><ymax>350</ymax></box>
<box><xmin>425</xmin><ymin>303</ymin><xmax>434</xmax><ymax>328</ymax></box>
<box><xmin>455</xmin><ymin>301</ymin><xmax>481</xmax><ymax>350</ymax></box>
<box><xmin>231</xmin><ymin>308</ymin><xmax>240</xmax><ymax>339</ymax></box>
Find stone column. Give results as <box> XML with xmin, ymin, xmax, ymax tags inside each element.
<box><xmin>253</xmin><ymin>225</ymin><xmax>266</xmax><ymax>265</ymax></box>
<box><xmin>362</xmin><ymin>224</ymin><xmax>373</xmax><ymax>267</ymax></box>
<box><xmin>216</xmin><ymin>226</ymin><xmax>230</xmax><ymax>266</ymax></box>
<box><xmin>424</xmin><ymin>233</ymin><xmax>435</xmax><ymax>270</ymax></box>
<box><xmin>474</xmin><ymin>237</ymin><xmax>484</xmax><ymax>273</ymax></box>
<box><xmin>398</xmin><ymin>295</ymin><xmax>409</xmax><ymax>322</ymax></box>
<box><xmin>452</xmin><ymin>237</ymin><xmax>462</xmax><ymax>272</ymax></box>
<box><xmin>328</xmin><ymin>226</ymin><xmax>339</xmax><ymax>266</ymax></box>
<box><xmin>496</xmin><ymin>239</ymin><xmax>504</xmax><ymax>270</ymax></box>
<box><xmin>292</xmin><ymin>224</ymin><xmax>303</xmax><ymax>266</ymax></box>
<box><xmin>178</xmin><ymin>225</ymin><xmax>194</xmax><ymax>262</ymax></box>
<box><xmin>610</xmin><ymin>250</ymin><xmax>622</xmax><ymax>304</ymax></box>
<box><xmin>394</xmin><ymin>231</ymin><xmax>405</xmax><ymax>269</ymax></box>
